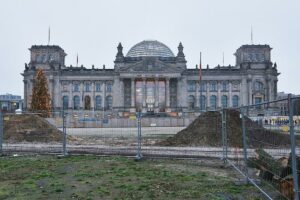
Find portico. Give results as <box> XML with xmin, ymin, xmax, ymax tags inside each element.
<box><xmin>121</xmin><ymin>77</ymin><xmax>174</xmax><ymax>113</ymax></box>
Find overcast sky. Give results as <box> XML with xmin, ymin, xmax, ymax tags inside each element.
<box><xmin>0</xmin><ymin>0</ymin><xmax>299</xmax><ymax>97</ymax></box>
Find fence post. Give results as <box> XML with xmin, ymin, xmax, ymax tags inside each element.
<box><xmin>288</xmin><ymin>94</ymin><xmax>299</xmax><ymax>199</ymax></box>
<box><xmin>0</xmin><ymin>111</ymin><xmax>3</xmax><ymax>156</ymax></box>
<box><xmin>241</xmin><ymin>108</ymin><xmax>249</xmax><ymax>183</ymax></box>
<box><xmin>62</xmin><ymin>110</ymin><xmax>67</xmax><ymax>156</ymax></box>
<box><xmin>221</xmin><ymin>109</ymin><xmax>227</xmax><ymax>163</ymax></box>
<box><xmin>135</xmin><ymin>112</ymin><xmax>142</xmax><ymax>160</ymax></box>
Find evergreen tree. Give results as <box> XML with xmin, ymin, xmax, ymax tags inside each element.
<box><xmin>31</xmin><ymin>69</ymin><xmax>51</xmax><ymax>116</ymax></box>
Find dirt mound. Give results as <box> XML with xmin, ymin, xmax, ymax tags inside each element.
<box><xmin>3</xmin><ymin>114</ymin><xmax>63</xmax><ymax>143</ymax></box>
<box><xmin>160</xmin><ymin>109</ymin><xmax>296</xmax><ymax>147</ymax></box>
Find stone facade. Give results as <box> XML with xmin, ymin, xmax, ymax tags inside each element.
<box><xmin>22</xmin><ymin>40</ymin><xmax>279</xmax><ymax>116</ymax></box>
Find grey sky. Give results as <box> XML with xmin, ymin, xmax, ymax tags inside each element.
<box><xmin>0</xmin><ymin>0</ymin><xmax>299</xmax><ymax>97</ymax></box>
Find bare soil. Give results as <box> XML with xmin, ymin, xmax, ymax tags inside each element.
<box><xmin>3</xmin><ymin>114</ymin><xmax>63</xmax><ymax>143</ymax></box>
<box><xmin>160</xmin><ymin>109</ymin><xmax>299</xmax><ymax>148</ymax></box>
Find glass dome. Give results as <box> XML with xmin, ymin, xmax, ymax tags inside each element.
<box><xmin>126</xmin><ymin>40</ymin><xmax>175</xmax><ymax>57</ymax></box>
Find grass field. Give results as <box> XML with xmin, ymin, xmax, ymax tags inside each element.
<box><xmin>0</xmin><ymin>155</ymin><xmax>265</xmax><ymax>200</ymax></box>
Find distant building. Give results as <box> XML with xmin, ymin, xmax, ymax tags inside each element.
<box><xmin>277</xmin><ymin>92</ymin><xmax>300</xmax><ymax>116</ymax></box>
<box><xmin>22</xmin><ymin>40</ymin><xmax>279</xmax><ymax>116</ymax></box>
<box><xmin>0</xmin><ymin>93</ymin><xmax>22</xmax><ymax>112</ymax></box>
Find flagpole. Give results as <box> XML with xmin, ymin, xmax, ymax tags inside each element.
<box><xmin>48</xmin><ymin>27</ymin><xmax>50</xmax><ymax>45</ymax></box>
<box><xmin>76</xmin><ymin>53</ymin><xmax>78</xmax><ymax>67</ymax></box>
<box><xmin>199</xmin><ymin>52</ymin><xmax>202</xmax><ymax>113</ymax></box>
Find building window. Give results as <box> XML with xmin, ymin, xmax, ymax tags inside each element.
<box><xmin>62</xmin><ymin>96</ymin><xmax>68</xmax><ymax>110</ymax></box>
<box><xmin>84</xmin><ymin>96</ymin><xmax>91</xmax><ymax>110</ymax></box>
<box><xmin>199</xmin><ymin>82</ymin><xmax>207</xmax><ymax>92</ymax></box>
<box><xmin>73</xmin><ymin>96</ymin><xmax>80</xmax><ymax>110</ymax></box>
<box><xmin>232</xmin><ymin>82</ymin><xmax>240</xmax><ymax>91</ymax></box>
<box><xmin>95</xmin><ymin>95</ymin><xmax>102</xmax><ymax>110</ymax></box>
<box><xmin>73</xmin><ymin>83</ymin><xmax>80</xmax><ymax>92</ymax></box>
<box><xmin>187</xmin><ymin>81</ymin><xmax>196</xmax><ymax>92</ymax></box>
<box><xmin>96</xmin><ymin>83</ymin><xmax>101</xmax><ymax>92</ymax></box>
<box><xmin>106</xmin><ymin>95</ymin><xmax>113</xmax><ymax>109</ymax></box>
<box><xmin>221</xmin><ymin>82</ymin><xmax>228</xmax><ymax>92</ymax></box>
<box><xmin>85</xmin><ymin>83</ymin><xmax>91</xmax><ymax>92</ymax></box>
<box><xmin>210</xmin><ymin>95</ymin><xmax>217</xmax><ymax>109</ymax></box>
<box><xmin>106</xmin><ymin>82</ymin><xmax>113</xmax><ymax>92</ymax></box>
<box><xmin>210</xmin><ymin>82</ymin><xmax>217</xmax><ymax>92</ymax></box>
<box><xmin>232</xmin><ymin>95</ymin><xmax>239</xmax><ymax>108</ymax></box>
<box><xmin>254</xmin><ymin>97</ymin><xmax>263</xmax><ymax>109</ymax></box>
<box><xmin>62</xmin><ymin>83</ymin><xmax>69</xmax><ymax>92</ymax></box>
<box><xmin>254</xmin><ymin>81</ymin><xmax>263</xmax><ymax>91</ymax></box>
<box><xmin>188</xmin><ymin>95</ymin><xmax>195</xmax><ymax>110</ymax></box>
<box><xmin>221</xmin><ymin>95</ymin><xmax>228</xmax><ymax>108</ymax></box>
<box><xmin>200</xmin><ymin>95</ymin><xmax>206</xmax><ymax>110</ymax></box>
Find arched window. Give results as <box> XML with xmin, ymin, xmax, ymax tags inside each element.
<box><xmin>232</xmin><ymin>95</ymin><xmax>239</xmax><ymax>108</ymax></box>
<box><xmin>106</xmin><ymin>95</ymin><xmax>113</xmax><ymax>109</ymax></box>
<box><xmin>254</xmin><ymin>81</ymin><xmax>263</xmax><ymax>91</ymax></box>
<box><xmin>95</xmin><ymin>95</ymin><xmax>102</xmax><ymax>110</ymax></box>
<box><xmin>210</xmin><ymin>95</ymin><xmax>217</xmax><ymax>109</ymax></box>
<box><xmin>221</xmin><ymin>95</ymin><xmax>228</xmax><ymax>108</ymax></box>
<box><xmin>188</xmin><ymin>95</ymin><xmax>195</xmax><ymax>110</ymax></box>
<box><xmin>84</xmin><ymin>96</ymin><xmax>91</xmax><ymax>110</ymax></box>
<box><xmin>73</xmin><ymin>96</ymin><xmax>80</xmax><ymax>110</ymax></box>
<box><xmin>200</xmin><ymin>95</ymin><xmax>206</xmax><ymax>110</ymax></box>
<box><xmin>62</xmin><ymin>96</ymin><xmax>69</xmax><ymax>110</ymax></box>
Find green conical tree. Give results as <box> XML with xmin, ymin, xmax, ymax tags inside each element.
<box><xmin>31</xmin><ymin>69</ymin><xmax>51</xmax><ymax>116</ymax></box>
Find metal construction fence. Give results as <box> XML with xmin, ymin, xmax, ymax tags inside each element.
<box><xmin>0</xmin><ymin>95</ymin><xmax>300</xmax><ymax>199</ymax></box>
<box><xmin>223</xmin><ymin>95</ymin><xmax>300</xmax><ymax>200</ymax></box>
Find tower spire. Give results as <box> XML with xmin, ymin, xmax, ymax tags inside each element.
<box><xmin>222</xmin><ymin>52</ymin><xmax>224</xmax><ymax>66</ymax></box>
<box><xmin>48</xmin><ymin>26</ymin><xmax>50</xmax><ymax>45</ymax></box>
<box><xmin>251</xmin><ymin>25</ymin><xmax>253</xmax><ymax>44</ymax></box>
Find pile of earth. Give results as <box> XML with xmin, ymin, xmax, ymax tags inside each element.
<box><xmin>160</xmin><ymin>109</ymin><xmax>298</xmax><ymax>148</ymax></box>
<box><xmin>3</xmin><ymin>114</ymin><xmax>63</xmax><ymax>143</ymax></box>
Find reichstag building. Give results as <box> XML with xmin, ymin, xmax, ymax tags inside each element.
<box><xmin>22</xmin><ymin>40</ymin><xmax>279</xmax><ymax>116</ymax></box>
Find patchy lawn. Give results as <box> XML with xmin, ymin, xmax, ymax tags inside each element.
<box><xmin>0</xmin><ymin>155</ymin><xmax>264</xmax><ymax>200</ymax></box>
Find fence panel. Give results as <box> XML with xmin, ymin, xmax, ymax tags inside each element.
<box><xmin>139</xmin><ymin>112</ymin><xmax>223</xmax><ymax>158</ymax></box>
<box><xmin>1</xmin><ymin>111</ymin><xmax>64</xmax><ymax>155</ymax></box>
<box><xmin>64</xmin><ymin>110</ymin><xmax>138</xmax><ymax>156</ymax></box>
<box><xmin>225</xmin><ymin>96</ymin><xmax>300</xmax><ymax>200</ymax></box>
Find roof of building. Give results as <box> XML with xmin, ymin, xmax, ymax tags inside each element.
<box><xmin>126</xmin><ymin>40</ymin><xmax>175</xmax><ymax>58</ymax></box>
<box><xmin>29</xmin><ymin>45</ymin><xmax>65</xmax><ymax>51</ymax></box>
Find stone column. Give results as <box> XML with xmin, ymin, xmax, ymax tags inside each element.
<box><xmin>195</xmin><ymin>81</ymin><xmax>199</xmax><ymax>108</ymax></box>
<box><xmin>29</xmin><ymin>79</ymin><xmax>34</xmax><ymax>108</ymax></box>
<box><xmin>247</xmin><ymin>79</ymin><xmax>252</xmax><ymax>105</ymax></box>
<box><xmin>80</xmin><ymin>81</ymin><xmax>84</xmax><ymax>109</ymax></box>
<box><xmin>69</xmin><ymin>82</ymin><xmax>73</xmax><ymax>109</ymax></box>
<box><xmin>23</xmin><ymin>80</ymin><xmax>27</xmax><ymax>110</ymax></box>
<box><xmin>266</xmin><ymin>78</ymin><xmax>272</xmax><ymax>101</ymax></box>
<box><xmin>217</xmin><ymin>81</ymin><xmax>221</xmax><ymax>108</ymax></box>
<box><xmin>166</xmin><ymin>78</ymin><xmax>170</xmax><ymax>107</ymax></box>
<box><xmin>120</xmin><ymin>78</ymin><xmax>124</xmax><ymax>108</ymax></box>
<box><xmin>241</xmin><ymin>77</ymin><xmax>247</xmax><ymax>106</ymax></box>
<box><xmin>131</xmin><ymin>78</ymin><xmax>135</xmax><ymax>108</ymax></box>
<box><xmin>103</xmin><ymin>81</ymin><xmax>106</xmax><ymax>108</ymax></box>
<box><xmin>142</xmin><ymin>78</ymin><xmax>146</xmax><ymax>108</ymax></box>
<box><xmin>206</xmin><ymin>81</ymin><xmax>210</xmax><ymax>108</ymax></box>
<box><xmin>91</xmin><ymin>81</ymin><xmax>95</xmax><ymax>110</ymax></box>
<box><xmin>229</xmin><ymin>81</ymin><xmax>232</xmax><ymax>107</ymax></box>
<box><xmin>155</xmin><ymin>78</ymin><xmax>159</xmax><ymax>108</ymax></box>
